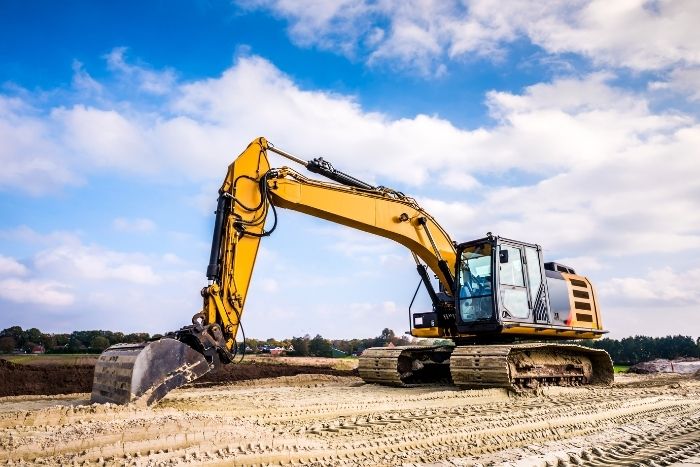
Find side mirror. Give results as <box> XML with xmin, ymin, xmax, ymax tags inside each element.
<box><xmin>499</xmin><ymin>250</ymin><xmax>509</xmax><ymax>263</ymax></box>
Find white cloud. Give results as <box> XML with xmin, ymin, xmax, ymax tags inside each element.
<box><xmin>0</xmin><ymin>255</ymin><xmax>29</xmax><ymax>277</ymax></box>
<box><xmin>162</xmin><ymin>253</ymin><xmax>185</xmax><ymax>265</ymax></box>
<box><xmin>0</xmin><ymin>278</ymin><xmax>74</xmax><ymax>306</ymax></box>
<box><xmin>113</xmin><ymin>217</ymin><xmax>157</xmax><ymax>233</ymax></box>
<box><xmin>105</xmin><ymin>47</ymin><xmax>177</xmax><ymax>95</ymax></box>
<box><xmin>240</xmin><ymin>0</ymin><xmax>700</xmax><ymax>74</ymax></box>
<box><xmin>529</xmin><ymin>0</ymin><xmax>700</xmax><ymax>71</ymax></box>
<box><xmin>71</xmin><ymin>60</ymin><xmax>103</xmax><ymax>95</ymax></box>
<box><xmin>53</xmin><ymin>105</ymin><xmax>155</xmax><ymax>172</ymax></box>
<box><xmin>0</xmin><ymin>228</ymin><xmax>203</xmax><ymax>331</ymax></box>
<box><xmin>314</xmin><ymin>226</ymin><xmax>399</xmax><ymax>257</ymax></box>
<box><xmin>382</xmin><ymin>300</ymin><xmax>399</xmax><ymax>315</ymax></box>
<box><xmin>650</xmin><ymin>67</ymin><xmax>700</xmax><ymax>101</ymax></box>
<box><xmin>420</xmin><ymin>198</ymin><xmax>477</xmax><ymax>239</ymax></box>
<box><xmin>0</xmin><ymin>251</ymin><xmax>74</xmax><ymax>306</ymax></box>
<box><xmin>239</xmin><ymin>1</ymin><xmax>374</xmax><ymax>57</ymax></box>
<box><xmin>441</xmin><ymin>170</ymin><xmax>481</xmax><ymax>191</ymax></box>
<box><xmin>552</xmin><ymin>256</ymin><xmax>604</xmax><ymax>272</ymax></box>
<box><xmin>0</xmin><ymin>96</ymin><xmax>81</xmax><ymax>195</ymax></box>
<box><xmin>259</xmin><ymin>278</ymin><xmax>279</xmax><ymax>292</ymax></box>
<box><xmin>600</xmin><ymin>267</ymin><xmax>700</xmax><ymax>306</ymax></box>
<box><xmin>35</xmin><ymin>242</ymin><xmax>161</xmax><ymax>285</ymax></box>
<box><xmin>4</xmin><ymin>52</ymin><xmax>694</xmax><ymax>207</ymax></box>
<box><xmin>0</xmin><ymin>225</ymin><xmax>80</xmax><ymax>246</ymax></box>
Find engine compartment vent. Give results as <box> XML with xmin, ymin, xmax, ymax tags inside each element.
<box><xmin>544</xmin><ymin>262</ymin><xmax>576</xmax><ymax>275</ymax></box>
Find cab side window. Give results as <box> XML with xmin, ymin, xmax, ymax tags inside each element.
<box><xmin>499</xmin><ymin>246</ymin><xmax>529</xmax><ymax>319</ymax></box>
<box><xmin>500</xmin><ymin>246</ymin><xmax>525</xmax><ymax>286</ymax></box>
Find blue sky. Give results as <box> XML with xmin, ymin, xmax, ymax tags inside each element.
<box><xmin>1</xmin><ymin>0</ymin><xmax>699</xmax><ymax>339</ymax></box>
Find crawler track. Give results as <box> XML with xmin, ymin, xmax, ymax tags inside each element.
<box><xmin>357</xmin><ymin>345</ymin><xmax>452</xmax><ymax>385</ymax></box>
<box><xmin>359</xmin><ymin>343</ymin><xmax>614</xmax><ymax>391</ymax></box>
<box><xmin>450</xmin><ymin>343</ymin><xmax>614</xmax><ymax>390</ymax></box>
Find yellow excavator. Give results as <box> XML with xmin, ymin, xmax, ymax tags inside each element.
<box><xmin>91</xmin><ymin>137</ymin><xmax>613</xmax><ymax>406</ymax></box>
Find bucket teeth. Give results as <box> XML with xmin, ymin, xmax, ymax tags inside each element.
<box><xmin>91</xmin><ymin>338</ymin><xmax>211</xmax><ymax>406</ymax></box>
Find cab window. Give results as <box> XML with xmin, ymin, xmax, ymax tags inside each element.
<box><xmin>499</xmin><ymin>246</ymin><xmax>529</xmax><ymax>319</ymax></box>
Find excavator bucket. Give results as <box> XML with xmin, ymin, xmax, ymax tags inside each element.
<box><xmin>91</xmin><ymin>338</ymin><xmax>211</xmax><ymax>406</ymax></box>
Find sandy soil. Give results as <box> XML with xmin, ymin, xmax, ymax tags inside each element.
<box><xmin>1</xmin><ymin>373</ymin><xmax>699</xmax><ymax>466</ymax></box>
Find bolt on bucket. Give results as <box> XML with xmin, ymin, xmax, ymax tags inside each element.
<box><xmin>91</xmin><ymin>338</ymin><xmax>211</xmax><ymax>406</ymax></box>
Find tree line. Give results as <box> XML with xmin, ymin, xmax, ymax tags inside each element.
<box><xmin>285</xmin><ymin>328</ymin><xmax>412</xmax><ymax>357</ymax></box>
<box><xmin>0</xmin><ymin>326</ymin><xmax>153</xmax><ymax>354</ymax></box>
<box><xmin>0</xmin><ymin>326</ymin><xmax>410</xmax><ymax>356</ymax></box>
<box><xmin>2</xmin><ymin>326</ymin><xmax>699</xmax><ymax>364</ymax></box>
<box><xmin>579</xmin><ymin>335</ymin><xmax>700</xmax><ymax>365</ymax></box>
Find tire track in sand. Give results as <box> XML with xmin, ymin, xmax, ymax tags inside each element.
<box><xmin>0</xmin><ymin>374</ymin><xmax>698</xmax><ymax>465</ymax></box>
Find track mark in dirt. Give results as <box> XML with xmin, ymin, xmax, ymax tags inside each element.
<box><xmin>1</xmin><ymin>374</ymin><xmax>699</xmax><ymax>466</ymax></box>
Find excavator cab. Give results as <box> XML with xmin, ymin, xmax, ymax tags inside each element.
<box><xmin>411</xmin><ymin>234</ymin><xmax>606</xmax><ymax>341</ymax></box>
<box><xmin>453</xmin><ymin>235</ymin><xmax>606</xmax><ymax>339</ymax></box>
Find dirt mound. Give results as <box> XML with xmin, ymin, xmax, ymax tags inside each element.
<box><xmin>0</xmin><ymin>357</ymin><xmax>358</xmax><ymax>397</ymax></box>
<box><xmin>0</xmin><ymin>359</ymin><xmax>94</xmax><ymax>396</ymax></box>
<box><xmin>192</xmin><ymin>361</ymin><xmax>358</xmax><ymax>387</ymax></box>
<box><xmin>629</xmin><ymin>358</ymin><xmax>700</xmax><ymax>374</ymax></box>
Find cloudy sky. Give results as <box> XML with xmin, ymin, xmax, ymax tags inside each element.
<box><xmin>1</xmin><ymin>0</ymin><xmax>698</xmax><ymax>339</ymax></box>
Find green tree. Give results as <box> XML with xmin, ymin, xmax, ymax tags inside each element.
<box><xmin>110</xmin><ymin>332</ymin><xmax>125</xmax><ymax>345</ymax></box>
<box><xmin>68</xmin><ymin>336</ymin><xmax>85</xmax><ymax>352</ymax></box>
<box><xmin>581</xmin><ymin>335</ymin><xmax>700</xmax><ymax>365</ymax></box>
<box><xmin>290</xmin><ymin>336</ymin><xmax>310</xmax><ymax>356</ymax></box>
<box><xmin>55</xmin><ymin>334</ymin><xmax>70</xmax><ymax>347</ymax></box>
<box><xmin>309</xmin><ymin>334</ymin><xmax>332</xmax><ymax>357</ymax></box>
<box><xmin>381</xmin><ymin>328</ymin><xmax>394</xmax><ymax>340</ymax></box>
<box><xmin>125</xmin><ymin>333</ymin><xmax>150</xmax><ymax>343</ymax></box>
<box><xmin>246</xmin><ymin>338</ymin><xmax>261</xmax><ymax>353</ymax></box>
<box><xmin>26</xmin><ymin>328</ymin><xmax>42</xmax><ymax>345</ymax></box>
<box><xmin>90</xmin><ymin>336</ymin><xmax>111</xmax><ymax>351</ymax></box>
<box><xmin>1</xmin><ymin>326</ymin><xmax>25</xmax><ymax>347</ymax></box>
<box><xmin>41</xmin><ymin>334</ymin><xmax>57</xmax><ymax>350</ymax></box>
<box><xmin>0</xmin><ymin>336</ymin><xmax>16</xmax><ymax>353</ymax></box>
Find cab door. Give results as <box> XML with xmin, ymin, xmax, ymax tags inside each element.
<box><xmin>523</xmin><ymin>246</ymin><xmax>550</xmax><ymax>323</ymax></box>
<box><xmin>498</xmin><ymin>243</ymin><xmax>550</xmax><ymax>324</ymax></box>
<box><xmin>498</xmin><ymin>244</ymin><xmax>530</xmax><ymax>320</ymax></box>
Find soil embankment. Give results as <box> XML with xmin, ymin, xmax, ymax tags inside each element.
<box><xmin>0</xmin><ymin>356</ymin><xmax>357</xmax><ymax>397</ymax></box>
<box><xmin>0</xmin><ymin>359</ymin><xmax>94</xmax><ymax>396</ymax></box>
<box><xmin>194</xmin><ymin>361</ymin><xmax>357</xmax><ymax>387</ymax></box>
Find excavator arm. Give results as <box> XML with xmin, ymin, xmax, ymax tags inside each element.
<box><xmin>92</xmin><ymin>137</ymin><xmax>458</xmax><ymax>405</ymax></box>
<box><xmin>205</xmin><ymin>137</ymin><xmax>457</xmax><ymax>359</ymax></box>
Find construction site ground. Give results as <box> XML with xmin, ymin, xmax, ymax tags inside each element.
<box><xmin>2</xmin><ymin>357</ymin><xmax>700</xmax><ymax>466</ymax></box>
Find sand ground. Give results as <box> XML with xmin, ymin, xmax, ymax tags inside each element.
<box><xmin>1</xmin><ymin>372</ymin><xmax>699</xmax><ymax>466</ymax></box>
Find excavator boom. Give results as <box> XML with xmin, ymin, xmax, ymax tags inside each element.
<box><xmin>91</xmin><ymin>138</ymin><xmax>458</xmax><ymax>405</ymax></box>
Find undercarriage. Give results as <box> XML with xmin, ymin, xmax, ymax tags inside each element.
<box><xmin>358</xmin><ymin>343</ymin><xmax>614</xmax><ymax>391</ymax></box>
